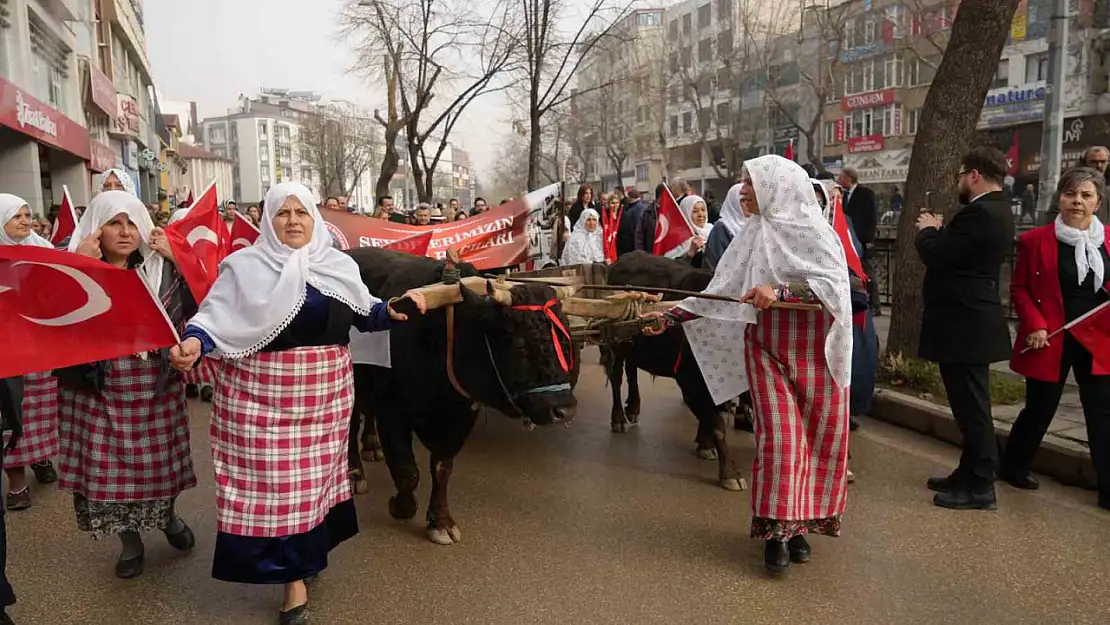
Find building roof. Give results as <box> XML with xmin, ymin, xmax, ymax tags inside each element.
<box><xmin>162</xmin><ymin>114</ymin><xmax>180</xmax><ymax>129</ymax></box>
<box><xmin>178</xmin><ymin>142</ymin><xmax>232</xmax><ymax>162</ymax></box>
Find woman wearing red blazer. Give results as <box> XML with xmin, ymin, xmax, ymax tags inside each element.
<box><xmin>1004</xmin><ymin>168</ymin><xmax>1110</xmax><ymax>510</ymax></box>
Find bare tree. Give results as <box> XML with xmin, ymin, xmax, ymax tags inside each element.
<box><xmin>343</xmin><ymin>0</ymin><xmax>519</xmax><ymax>203</ymax></box>
<box><xmin>886</xmin><ymin>0</ymin><xmax>1021</xmax><ymax>357</ymax></box>
<box><xmin>520</xmin><ymin>0</ymin><xmax>633</xmax><ymax>189</ymax></box>
<box><xmin>297</xmin><ymin>105</ymin><xmax>380</xmax><ymax>199</ymax></box>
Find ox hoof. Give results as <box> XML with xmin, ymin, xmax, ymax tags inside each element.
<box><xmin>362</xmin><ymin>448</ymin><xmax>385</xmax><ymax>463</ymax></box>
<box><xmin>428</xmin><ymin>526</ymin><xmax>462</xmax><ymax>545</ymax></box>
<box><xmin>351</xmin><ymin>477</ymin><xmax>369</xmax><ymax>495</ymax></box>
<box><xmin>720</xmin><ymin>477</ymin><xmax>745</xmax><ymax>492</ymax></box>
<box><xmin>696</xmin><ymin>448</ymin><xmax>718</xmax><ymax>461</ymax></box>
<box><xmin>611</xmin><ymin>422</ymin><xmax>628</xmax><ymax>434</ymax></box>
<box><xmin>389</xmin><ymin>494</ymin><xmax>419</xmax><ymax>520</ymax></box>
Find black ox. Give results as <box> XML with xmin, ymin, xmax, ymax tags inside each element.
<box><xmin>345</xmin><ymin>247</ymin><xmax>578</xmax><ymax>544</ymax></box>
<box><xmin>602</xmin><ymin>251</ymin><xmax>744</xmax><ymax>492</ymax></box>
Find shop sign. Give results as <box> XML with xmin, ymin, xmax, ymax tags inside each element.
<box><xmin>983</xmin><ymin>83</ymin><xmax>1046</xmax><ymax>108</ymax></box>
<box><xmin>839</xmin><ymin>42</ymin><xmax>888</xmax><ymax>63</ymax></box>
<box><xmin>0</xmin><ymin>76</ymin><xmax>91</xmax><ymax>160</ymax></box>
<box><xmin>822</xmin><ymin>156</ymin><xmax>844</xmax><ymax>171</ymax></box>
<box><xmin>1016</xmin><ymin>115</ymin><xmax>1109</xmax><ymax>175</ymax></box>
<box><xmin>845</xmin><ymin>148</ymin><xmax>912</xmax><ymax>184</ymax></box>
<box><xmin>841</xmin><ymin>88</ymin><xmax>895</xmax><ymax>112</ymax></box>
<box><xmin>114</xmin><ymin>94</ymin><xmax>141</xmax><ymax>137</ymax></box>
<box><xmin>848</xmin><ymin>134</ymin><xmax>885</xmax><ymax>153</ymax></box>
<box><xmin>89</xmin><ymin>66</ymin><xmax>117</xmax><ymax>119</ymax></box>
<box><xmin>773</xmin><ymin>125</ymin><xmax>799</xmax><ymax>142</ymax></box>
<box><xmin>835</xmin><ymin>118</ymin><xmax>845</xmax><ymax>142</ymax></box>
<box><xmin>89</xmin><ymin>140</ymin><xmax>117</xmax><ymax>172</ymax></box>
<box><xmin>978</xmin><ymin>81</ymin><xmax>1048</xmax><ymax>128</ymax></box>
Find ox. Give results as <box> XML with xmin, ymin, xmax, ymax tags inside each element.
<box><xmin>346</xmin><ymin>247</ymin><xmax>578</xmax><ymax>544</ymax></box>
<box><xmin>602</xmin><ymin>251</ymin><xmax>745</xmax><ymax>491</ymax></box>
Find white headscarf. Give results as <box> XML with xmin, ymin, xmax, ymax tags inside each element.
<box><xmin>716</xmin><ymin>184</ymin><xmax>747</xmax><ymax>237</ymax></box>
<box><xmin>0</xmin><ymin>194</ymin><xmax>51</xmax><ymax>247</ymax></box>
<box><xmin>188</xmin><ymin>181</ymin><xmax>374</xmax><ymax>358</ymax></box>
<box><xmin>96</xmin><ymin>168</ymin><xmax>137</xmax><ymax>196</ymax></box>
<box><xmin>1055</xmin><ymin>214</ymin><xmax>1106</xmax><ymax>292</ymax></box>
<box><xmin>69</xmin><ymin>190</ymin><xmax>165</xmax><ymax>295</ymax></box>
<box><xmin>812</xmin><ymin>179</ymin><xmax>841</xmax><ymax>225</ymax></box>
<box><xmin>562</xmin><ymin>208</ymin><xmax>605</xmax><ymax>265</ymax></box>
<box><xmin>680</xmin><ymin>155</ymin><xmax>853</xmax><ymax>388</ymax></box>
<box><xmin>667</xmin><ymin>195</ymin><xmax>714</xmax><ymax>259</ymax></box>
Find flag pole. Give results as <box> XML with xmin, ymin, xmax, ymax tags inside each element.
<box><xmin>555</xmin><ymin>158</ymin><xmax>568</xmax><ymax>265</ymax></box>
<box><xmin>1020</xmin><ymin>300</ymin><xmax>1110</xmax><ymax>353</ymax></box>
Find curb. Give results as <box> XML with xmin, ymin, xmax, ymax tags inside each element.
<box><xmin>869</xmin><ymin>390</ymin><xmax>1096</xmax><ymax>490</ymax></box>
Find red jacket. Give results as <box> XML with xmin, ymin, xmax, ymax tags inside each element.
<box><xmin>1010</xmin><ymin>222</ymin><xmax>1110</xmax><ymax>381</ymax></box>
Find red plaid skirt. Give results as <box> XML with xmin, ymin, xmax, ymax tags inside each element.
<box><xmin>3</xmin><ymin>371</ymin><xmax>59</xmax><ymax>468</ymax></box>
<box><xmin>211</xmin><ymin>346</ymin><xmax>354</xmax><ymax>538</ymax></box>
<box><xmin>183</xmin><ymin>358</ymin><xmax>215</xmax><ymax>387</ymax></box>
<box><xmin>57</xmin><ymin>356</ymin><xmax>197</xmax><ymax>502</ymax></box>
<box><xmin>745</xmin><ymin>308</ymin><xmax>849</xmax><ymax>524</ymax></box>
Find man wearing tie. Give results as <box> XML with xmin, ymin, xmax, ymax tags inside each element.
<box><xmin>838</xmin><ymin>168</ymin><xmax>881</xmax><ymax>314</ymax></box>
<box><xmin>915</xmin><ymin>146</ymin><xmax>1015</xmax><ymax>510</ymax></box>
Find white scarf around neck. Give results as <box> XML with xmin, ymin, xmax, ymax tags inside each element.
<box><xmin>188</xmin><ymin>181</ymin><xmax>374</xmax><ymax>358</ymax></box>
<box><xmin>1055</xmin><ymin>215</ymin><xmax>1106</xmax><ymax>291</ymax></box>
<box><xmin>563</xmin><ymin>208</ymin><xmax>605</xmax><ymax>265</ymax></box>
<box><xmin>0</xmin><ymin>193</ymin><xmax>51</xmax><ymax>248</ymax></box>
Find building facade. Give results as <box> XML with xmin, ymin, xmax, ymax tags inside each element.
<box><xmin>177</xmin><ymin>142</ymin><xmax>234</xmax><ymax>203</ymax></box>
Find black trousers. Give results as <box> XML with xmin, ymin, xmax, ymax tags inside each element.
<box><xmin>0</xmin><ymin>442</ymin><xmax>14</xmax><ymax>609</ymax></box>
<box><xmin>862</xmin><ymin>249</ymin><xmax>880</xmax><ymax>312</ymax></box>
<box><xmin>1003</xmin><ymin>337</ymin><xmax>1110</xmax><ymax>499</ymax></box>
<box><xmin>939</xmin><ymin>363</ymin><xmax>998</xmax><ymax>488</ymax></box>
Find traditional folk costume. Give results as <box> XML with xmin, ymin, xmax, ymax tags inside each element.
<box><xmin>658</xmin><ymin>155</ymin><xmax>852</xmax><ymax>573</ymax></box>
<box><xmin>601</xmin><ymin>203</ymin><xmax>623</xmax><ymax>263</ymax></box>
<box><xmin>181</xmin><ymin>182</ymin><xmax>390</xmax><ymax>623</ymax></box>
<box><xmin>665</xmin><ymin>195</ymin><xmax>714</xmax><ymax>266</ymax></box>
<box><xmin>96</xmin><ymin>168</ymin><xmax>138</xmax><ymax>196</ymax></box>
<box><xmin>56</xmin><ymin>191</ymin><xmax>197</xmax><ymax>578</ymax></box>
<box><xmin>167</xmin><ymin>207</ymin><xmax>216</xmax><ymax>401</ymax></box>
<box><xmin>0</xmin><ymin>195</ymin><xmax>61</xmax><ymax>511</ymax></box>
<box><xmin>561</xmin><ymin>209</ymin><xmax>606</xmax><ymax>265</ymax></box>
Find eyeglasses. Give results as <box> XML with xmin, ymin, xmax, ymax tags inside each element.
<box><xmin>955</xmin><ymin>169</ymin><xmax>972</xmax><ymax>182</ymax></box>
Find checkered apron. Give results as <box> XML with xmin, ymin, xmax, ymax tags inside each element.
<box><xmin>211</xmin><ymin>345</ymin><xmax>354</xmax><ymax>538</ymax></box>
<box><xmin>3</xmin><ymin>371</ymin><xmax>59</xmax><ymax>468</ymax></box>
<box><xmin>744</xmin><ymin>308</ymin><xmax>849</xmax><ymax>522</ymax></box>
<box><xmin>57</xmin><ymin>355</ymin><xmax>197</xmax><ymax>502</ymax></box>
<box><xmin>183</xmin><ymin>357</ymin><xmax>215</xmax><ymax>387</ymax></box>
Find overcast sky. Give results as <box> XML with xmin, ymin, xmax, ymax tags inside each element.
<box><xmin>144</xmin><ymin>0</ymin><xmax>508</xmax><ymax>175</ymax></box>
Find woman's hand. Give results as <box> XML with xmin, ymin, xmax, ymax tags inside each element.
<box><xmin>74</xmin><ymin>229</ymin><xmax>103</xmax><ymax>259</ymax></box>
<box><xmin>149</xmin><ymin>227</ymin><xmax>175</xmax><ymax>262</ymax></box>
<box><xmin>640</xmin><ymin>311</ymin><xmax>667</xmax><ymax>336</ymax></box>
<box><xmin>741</xmin><ymin>285</ymin><xmax>778</xmax><ymax>310</ymax></box>
<box><xmin>686</xmin><ymin>236</ymin><xmax>706</xmax><ymax>257</ymax></box>
<box><xmin>388</xmin><ymin>292</ymin><xmax>428</xmax><ymax>322</ymax></box>
<box><xmin>169</xmin><ymin>337</ymin><xmax>202</xmax><ymax>371</ymax></box>
<box><xmin>1026</xmin><ymin>329</ymin><xmax>1050</xmax><ymax>350</ymax></box>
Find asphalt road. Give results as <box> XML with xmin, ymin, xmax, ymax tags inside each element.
<box><xmin>4</xmin><ymin>348</ymin><xmax>1109</xmax><ymax>624</ymax></box>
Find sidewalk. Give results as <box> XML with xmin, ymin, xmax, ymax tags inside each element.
<box><xmin>872</xmin><ymin>310</ymin><xmax>1090</xmax><ymax>450</ymax></box>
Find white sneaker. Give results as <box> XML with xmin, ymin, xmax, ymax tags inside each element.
<box><xmin>847</xmin><ymin>468</ymin><xmax>856</xmax><ymax>484</ymax></box>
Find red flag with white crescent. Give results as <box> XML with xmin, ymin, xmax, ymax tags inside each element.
<box><xmin>784</xmin><ymin>139</ymin><xmax>795</xmax><ymax>161</ymax></box>
<box><xmin>50</xmin><ymin>185</ymin><xmax>79</xmax><ymax>246</ymax></box>
<box><xmin>165</xmin><ymin>182</ymin><xmax>227</xmax><ymax>302</ymax></box>
<box><xmin>652</xmin><ymin>186</ymin><xmax>695</xmax><ymax>256</ymax></box>
<box><xmin>830</xmin><ymin>194</ymin><xmax>868</xmax><ymax>283</ymax></box>
<box><xmin>1067</xmin><ymin>301</ymin><xmax>1110</xmax><ymax>371</ymax></box>
<box><xmin>0</xmin><ymin>245</ymin><xmax>180</xmax><ymax>378</ymax></box>
<box><xmin>229</xmin><ymin>212</ymin><xmax>260</xmax><ymax>252</ymax></box>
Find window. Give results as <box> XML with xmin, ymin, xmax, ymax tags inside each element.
<box><xmin>301</xmin><ymin>168</ymin><xmax>312</xmax><ymax>180</ymax></box>
<box><xmin>717</xmin><ymin>30</ymin><xmax>733</xmax><ymax>57</ymax></box>
<box><xmin>843</xmin><ymin>20</ymin><xmax>856</xmax><ymax>49</ymax></box>
<box><xmin>635</xmin><ymin>106</ymin><xmax>644</xmax><ymax>123</ymax></box>
<box><xmin>844</xmin><ymin>54</ymin><xmax>902</xmax><ymax>95</ymax></box>
<box><xmin>824</xmin><ymin>121</ymin><xmax>838</xmax><ymax>145</ymax></box>
<box><xmin>716</xmin><ymin>101</ymin><xmax>731</xmax><ymax>126</ymax></box>
<box><xmin>698</xmin><ymin>111</ymin><xmax>711</xmax><ymax>132</ymax></box>
<box><xmin>28</xmin><ymin>15</ymin><xmax>71</xmax><ymax>114</ymax></box>
<box><xmin>637</xmin><ymin>11</ymin><xmax>661</xmax><ymax>27</ymax></box>
<box><xmin>670</xmin><ymin>115</ymin><xmax>679</xmax><ymax>136</ymax></box>
<box><xmin>883</xmin><ymin>53</ymin><xmax>903</xmax><ymax>88</ymax></box>
<box><xmin>993</xmin><ymin>59</ymin><xmax>1009</xmax><ymax>89</ymax></box>
<box><xmin>1025</xmin><ymin>52</ymin><xmax>1048</xmax><ymax>82</ymax></box>
<box><xmin>669</xmin><ymin>84</ymin><xmax>680</xmax><ymax>104</ymax></box>
<box><xmin>909</xmin><ymin>56</ymin><xmax>939</xmax><ymax>86</ymax></box>
<box><xmin>682</xmin><ymin>13</ymin><xmax>692</xmax><ymax>34</ymax></box>
<box><xmin>698</xmin><ymin>39</ymin><xmax>712</xmax><ymax>63</ymax></box>
<box><xmin>913</xmin><ymin>7</ymin><xmax>951</xmax><ymax>36</ymax></box>
<box><xmin>260</xmin><ymin>166</ymin><xmax>271</xmax><ymax>183</ymax></box>
<box><xmin>847</xmin><ymin>103</ymin><xmax>901</xmax><ymax>138</ymax></box>
<box><xmin>697</xmin><ymin>4</ymin><xmax>711</xmax><ymax>27</ymax></box>
<box><xmin>636</xmin><ymin>164</ymin><xmax>649</xmax><ymax>181</ymax></box>
<box><xmin>680</xmin><ymin>46</ymin><xmax>691</xmax><ymax>67</ymax></box>
<box><xmin>209</xmin><ymin>126</ymin><xmax>226</xmax><ymax>144</ymax></box>
<box><xmin>668</xmin><ymin>19</ymin><xmax>679</xmax><ymax>39</ymax></box>
<box><xmin>863</xmin><ymin>19</ymin><xmax>876</xmax><ymax>45</ymax></box>
<box><xmin>669</xmin><ymin>52</ymin><xmax>679</xmax><ymax>73</ymax></box>
<box><xmin>886</xmin><ymin>5</ymin><xmax>906</xmax><ymax>39</ymax></box>
<box><xmin>258</xmin><ymin>121</ymin><xmax>268</xmax><ymax>138</ymax></box>
<box><xmin>260</xmin><ymin>145</ymin><xmax>270</xmax><ymax>160</ymax></box>
<box><xmin>716</xmin><ymin>67</ymin><xmax>732</xmax><ymax>89</ymax></box>
<box><xmin>682</xmin><ymin>112</ymin><xmax>692</xmax><ymax>133</ymax></box>
<box><xmin>907</xmin><ymin>108</ymin><xmax>921</xmax><ymax>135</ymax></box>
<box><xmin>696</xmin><ymin>72</ymin><xmax>711</xmax><ymax>94</ymax></box>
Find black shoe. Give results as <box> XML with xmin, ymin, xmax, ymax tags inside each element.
<box><xmin>933</xmin><ymin>485</ymin><xmax>997</xmax><ymax>511</ymax></box>
<box><xmin>279</xmin><ymin>603</ymin><xmax>310</xmax><ymax>625</ymax></box>
<box><xmin>763</xmin><ymin>540</ymin><xmax>790</xmax><ymax>576</ymax></box>
<box><xmin>163</xmin><ymin>518</ymin><xmax>196</xmax><ymax>552</ymax></box>
<box><xmin>185</xmin><ymin>384</ymin><xmax>199</xmax><ymax>399</ymax></box>
<box><xmin>787</xmin><ymin>535</ymin><xmax>811</xmax><ymax>564</ymax></box>
<box><xmin>849</xmin><ymin>418</ymin><xmax>860</xmax><ymax>432</ymax></box>
<box><xmin>926</xmin><ymin>474</ymin><xmax>961</xmax><ymax>493</ymax></box>
<box><xmin>1000</xmin><ymin>472</ymin><xmax>1040</xmax><ymax>490</ymax></box>
<box><xmin>31</xmin><ymin>460</ymin><xmax>58</xmax><ymax>484</ymax></box>
<box><xmin>0</xmin><ymin>612</ymin><xmax>15</xmax><ymax>625</ymax></box>
<box><xmin>200</xmin><ymin>386</ymin><xmax>214</xmax><ymax>402</ymax></box>
<box><xmin>115</xmin><ymin>552</ymin><xmax>145</xmax><ymax>579</ymax></box>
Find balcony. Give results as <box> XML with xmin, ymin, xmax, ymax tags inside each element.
<box><xmin>38</xmin><ymin>0</ymin><xmax>78</xmax><ymax>22</ymax></box>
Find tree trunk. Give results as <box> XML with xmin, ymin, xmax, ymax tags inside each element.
<box><xmin>527</xmin><ymin>110</ymin><xmax>542</xmax><ymax>191</ymax></box>
<box><xmin>886</xmin><ymin>0</ymin><xmax>1021</xmax><ymax>359</ymax></box>
<box><xmin>408</xmin><ymin>140</ymin><xmax>431</xmax><ymax>204</ymax></box>
<box><xmin>376</xmin><ymin>127</ymin><xmax>401</xmax><ymax>202</ymax></box>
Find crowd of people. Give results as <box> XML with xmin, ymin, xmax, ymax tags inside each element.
<box><xmin>0</xmin><ymin>142</ymin><xmax>1106</xmax><ymax>623</ymax></box>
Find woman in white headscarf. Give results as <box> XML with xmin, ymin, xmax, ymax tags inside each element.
<box><xmin>703</xmin><ymin>183</ymin><xmax>747</xmax><ymax>271</ymax></box>
<box><xmin>0</xmin><ymin>194</ymin><xmax>60</xmax><ymax>512</ymax></box>
<box><xmin>665</xmin><ymin>195</ymin><xmax>714</xmax><ymax>266</ymax></box>
<box><xmin>169</xmin><ymin>182</ymin><xmax>425</xmax><ymax>624</ymax></box>
<box><xmin>58</xmin><ymin>190</ymin><xmax>198</xmax><ymax>579</ymax></box>
<box><xmin>645</xmin><ymin>155</ymin><xmax>852</xmax><ymax>575</ymax></box>
<box><xmin>561</xmin><ymin>208</ymin><xmax>606</xmax><ymax>265</ymax></box>
<box><xmin>96</xmin><ymin>168</ymin><xmax>137</xmax><ymax>196</ymax></box>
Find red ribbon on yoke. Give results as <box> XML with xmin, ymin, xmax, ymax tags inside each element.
<box><xmin>511</xmin><ymin>299</ymin><xmax>574</xmax><ymax>373</ymax></box>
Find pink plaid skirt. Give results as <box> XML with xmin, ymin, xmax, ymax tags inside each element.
<box><xmin>183</xmin><ymin>358</ymin><xmax>215</xmax><ymax>387</ymax></box>
<box><xmin>3</xmin><ymin>371</ymin><xmax>59</xmax><ymax>468</ymax></box>
<box><xmin>211</xmin><ymin>346</ymin><xmax>354</xmax><ymax>538</ymax></box>
<box><xmin>745</xmin><ymin>308</ymin><xmax>849</xmax><ymax>538</ymax></box>
<box><xmin>57</xmin><ymin>355</ymin><xmax>197</xmax><ymax>502</ymax></box>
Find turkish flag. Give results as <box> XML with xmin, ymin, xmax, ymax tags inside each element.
<box><xmin>50</xmin><ymin>185</ymin><xmax>79</xmax><ymax>246</ymax></box>
<box><xmin>784</xmin><ymin>140</ymin><xmax>795</xmax><ymax>161</ymax></box>
<box><xmin>1068</xmin><ymin>301</ymin><xmax>1110</xmax><ymax>371</ymax></box>
<box><xmin>0</xmin><ymin>245</ymin><xmax>180</xmax><ymax>378</ymax></box>
<box><xmin>165</xmin><ymin>182</ymin><xmax>227</xmax><ymax>303</ymax></box>
<box><xmin>652</xmin><ymin>186</ymin><xmax>695</xmax><ymax>256</ymax></box>
<box><xmin>385</xmin><ymin>230</ymin><xmax>434</xmax><ymax>256</ymax></box>
<box><xmin>229</xmin><ymin>212</ymin><xmax>260</xmax><ymax>252</ymax></box>
<box><xmin>830</xmin><ymin>194</ymin><xmax>868</xmax><ymax>283</ymax></box>
<box><xmin>185</xmin><ymin>190</ymin><xmax>194</xmax><ymax>206</ymax></box>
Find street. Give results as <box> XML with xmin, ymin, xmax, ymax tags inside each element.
<box><xmin>5</xmin><ymin>348</ymin><xmax>1110</xmax><ymax>625</ymax></box>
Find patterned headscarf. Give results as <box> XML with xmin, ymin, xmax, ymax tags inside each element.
<box><xmin>96</xmin><ymin>169</ymin><xmax>137</xmax><ymax>196</ymax></box>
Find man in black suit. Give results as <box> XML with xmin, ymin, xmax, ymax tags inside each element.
<box><xmin>915</xmin><ymin>146</ymin><xmax>1015</xmax><ymax>511</ymax></box>
<box><xmin>837</xmin><ymin>167</ymin><xmax>881</xmax><ymax>315</ymax></box>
